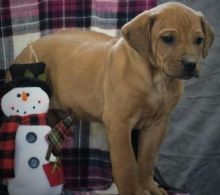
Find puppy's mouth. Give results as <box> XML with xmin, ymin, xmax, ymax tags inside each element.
<box><xmin>179</xmin><ymin>69</ymin><xmax>199</xmax><ymax>80</ymax></box>
<box><xmin>162</xmin><ymin>65</ymin><xmax>200</xmax><ymax>80</ymax></box>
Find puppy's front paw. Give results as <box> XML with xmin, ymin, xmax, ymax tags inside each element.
<box><xmin>136</xmin><ymin>189</ymin><xmax>151</xmax><ymax>195</ymax></box>
<box><xmin>144</xmin><ymin>181</ymin><xmax>168</xmax><ymax>195</ymax></box>
<box><xmin>143</xmin><ymin>179</ymin><xmax>168</xmax><ymax>195</ymax></box>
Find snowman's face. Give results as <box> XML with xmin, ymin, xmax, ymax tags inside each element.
<box><xmin>1</xmin><ymin>87</ymin><xmax>50</xmax><ymax>117</ymax></box>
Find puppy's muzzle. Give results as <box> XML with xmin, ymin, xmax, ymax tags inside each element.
<box><xmin>181</xmin><ymin>57</ymin><xmax>198</xmax><ymax>79</ymax></box>
<box><xmin>184</xmin><ymin>61</ymin><xmax>196</xmax><ymax>72</ymax></box>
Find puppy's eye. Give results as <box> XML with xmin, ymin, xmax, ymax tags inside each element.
<box><xmin>195</xmin><ymin>37</ymin><xmax>204</xmax><ymax>45</ymax></box>
<box><xmin>162</xmin><ymin>35</ymin><xmax>175</xmax><ymax>44</ymax></box>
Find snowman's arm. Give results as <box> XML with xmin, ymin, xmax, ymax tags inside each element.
<box><xmin>45</xmin><ymin>116</ymin><xmax>74</xmax><ymax>156</ymax></box>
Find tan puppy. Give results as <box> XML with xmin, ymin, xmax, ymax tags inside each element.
<box><xmin>13</xmin><ymin>2</ymin><xmax>214</xmax><ymax>195</ymax></box>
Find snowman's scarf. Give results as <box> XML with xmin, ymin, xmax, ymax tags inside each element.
<box><xmin>0</xmin><ymin>113</ymin><xmax>47</xmax><ymax>179</ymax></box>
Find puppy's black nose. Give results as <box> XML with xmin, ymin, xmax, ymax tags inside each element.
<box><xmin>183</xmin><ymin>61</ymin><xmax>196</xmax><ymax>72</ymax></box>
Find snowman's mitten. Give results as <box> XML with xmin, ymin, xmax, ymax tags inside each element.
<box><xmin>46</xmin><ymin>116</ymin><xmax>74</xmax><ymax>156</ymax></box>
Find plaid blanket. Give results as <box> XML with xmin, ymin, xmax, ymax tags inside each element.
<box><xmin>0</xmin><ymin>0</ymin><xmax>157</xmax><ymax>70</ymax></box>
<box><xmin>61</xmin><ymin>121</ymin><xmax>113</xmax><ymax>193</ymax></box>
<box><xmin>0</xmin><ymin>1</ymin><xmax>191</xmax><ymax>195</ymax></box>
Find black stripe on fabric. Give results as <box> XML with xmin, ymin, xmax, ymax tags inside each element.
<box><xmin>0</xmin><ymin>150</ymin><xmax>14</xmax><ymax>159</ymax></box>
<box><xmin>84</xmin><ymin>0</ymin><xmax>92</xmax><ymax>24</ymax></box>
<box><xmin>67</xmin><ymin>158</ymin><xmax>111</xmax><ymax>169</ymax></box>
<box><xmin>0</xmin><ymin>110</ymin><xmax>4</xmax><ymax>125</ymax></box>
<box><xmin>117</xmin><ymin>1</ymin><xmax>129</xmax><ymax>29</ymax></box>
<box><xmin>127</xmin><ymin>1</ymin><xmax>142</xmax><ymax>21</ymax></box>
<box><xmin>79</xmin><ymin>122</ymin><xmax>90</xmax><ymax>188</ymax></box>
<box><xmin>0</xmin><ymin>1</ymin><xmax>13</xmax><ymax>38</ymax></box>
<box><xmin>0</xmin><ymin>132</ymin><xmax>16</xmax><ymax>141</ymax></box>
<box><xmin>0</xmin><ymin>69</ymin><xmax>5</xmax><ymax>86</ymax></box>
<box><xmin>0</xmin><ymin>169</ymin><xmax>14</xmax><ymax>178</ymax></box>
<box><xmin>61</xmin><ymin>148</ymin><xmax>111</xmax><ymax>167</ymax></box>
<box><xmin>75</xmin><ymin>0</ymin><xmax>92</xmax><ymax>28</ymax></box>
<box><xmin>62</xmin><ymin>148</ymin><xmax>110</xmax><ymax>158</ymax></box>
<box><xmin>38</xmin><ymin>0</ymin><xmax>48</xmax><ymax>32</ymax></box>
<box><xmin>0</xmin><ymin>183</ymin><xmax>8</xmax><ymax>194</ymax></box>
<box><xmin>80</xmin><ymin>121</ymin><xmax>90</xmax><ymax>148</ymax></box>
<box><xmin>29</xmin><ymin>115</ymin><xmax>39</xmax><ymax>125</ymax></box>
<box><xmin>0</xmin><ymin>68</ymin><xmax>5</xmax><ymax>123</ymax></box>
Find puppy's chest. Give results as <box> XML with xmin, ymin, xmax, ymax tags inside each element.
<box><xmin>139</xmin><ymin>84</ymin><xmax>181</xmax><ymax>126</ymax></box>
<box><xmin>150</xmin><ymin>87</ymin><xmax>175</xmax><ymax>109</ymax></box>
<box><xmin>147</xmin><ymin>91</ymin><xmax>172</xmax><ymax>116</ymax></box>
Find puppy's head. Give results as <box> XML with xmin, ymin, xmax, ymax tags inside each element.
<box><xmin>122</xmin><ymin>2</ymin><xmax>215</xmax><ymax>79</ymax></box>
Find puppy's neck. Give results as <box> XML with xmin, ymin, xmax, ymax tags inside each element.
<box><xmin>151</xmin><ymin>66</ymin><xmax>183</xmax><ymax>92</ymax></box>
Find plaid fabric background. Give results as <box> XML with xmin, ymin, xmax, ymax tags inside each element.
<box><xmin>0</xmin><ymin>0</ymin><xmax>157</xmax><ymax>71</ymax></box>
<box><xmin>61</xmin><ymin>121</ymin><xmax>113</xmax><ymax>192</ymax></box>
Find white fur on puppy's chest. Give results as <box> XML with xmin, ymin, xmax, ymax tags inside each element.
<box><xmin>7</xmin><ymin>125</ymin><xmax>61</xmax><ymax>195</ymax></box>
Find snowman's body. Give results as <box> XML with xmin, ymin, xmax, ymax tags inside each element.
<box><xmin>8</xmin><ymin>125</ymin><xmax>62</xmax><ymax>195</ymax></box>
<box><xmin>1</xmin><ymin>86</ymin><xmax>63</xmax><ymax>195</ymax></box>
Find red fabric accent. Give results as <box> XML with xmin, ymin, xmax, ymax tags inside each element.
<box><xmin>21</xmin><ymin>115</ymin><xmax>30</xmax><ymax>124</ymax></box>
<box><xmin>1</xmin><ymin>159</ymin><xmax>14</xmax><ymax>169</ymax></box>
<box><xmin>2</xmin><ymin>122</ymin><xmax>18</xmax><ymax>133</ymax></box>
<box><xmin>43</xmin><ymin>162</ymin><xmax>64</xmax><ymax>186</ymax></box>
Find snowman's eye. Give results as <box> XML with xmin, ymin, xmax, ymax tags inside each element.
<box><xmin>26</xmin><ymin>93</ymin><xmax>30</xmax><ymax>97</ymax></box>
<box><xmin>17</xmin><ymin>94</ymin><xmax>21</xmax><ymax>98</ymax></box>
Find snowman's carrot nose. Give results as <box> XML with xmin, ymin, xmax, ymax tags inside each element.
<box><xmin>22</xmin><ymin>91</ymin><xmax>28</xmax><ymax>101</ymax></box>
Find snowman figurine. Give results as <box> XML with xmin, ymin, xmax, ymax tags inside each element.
<box><xmin>0</xmin><ymin>63</ymin><xmax>63</xmax><ymax>195</ymax></box>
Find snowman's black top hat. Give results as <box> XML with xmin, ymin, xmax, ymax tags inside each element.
<box><xmin>0</xmin><ymin>77</ymin><xmax>52</xmax><ymax>98</ymax></box>
<box><xmin>0</xmin><ymin>62</ymin><xmax>51</xmax><ymax>98</ymax></box>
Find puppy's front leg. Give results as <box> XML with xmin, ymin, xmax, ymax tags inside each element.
<box><xmin>103</xmin><ymin>115</ymin><xmax>150</xmax><ymax>195</ymax></box>
<box><xmin>137</xmin><ymin>118</ymin><xmax>168</xmax><ymax>195</ymax></box>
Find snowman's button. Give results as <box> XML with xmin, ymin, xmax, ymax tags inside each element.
<box><xmin>26</xmin><ymin>132</ymin><xmax>37</xmax><ymax>143</ymax></box>
<box><xmin>28</xmin><ymin>157</ymin><xmax>40</xmax><ymax>168</ymax></box>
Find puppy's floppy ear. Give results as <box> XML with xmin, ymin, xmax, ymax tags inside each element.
<box><xmin>121</xmin><ymin>11</ymin><xmax>155</xmax><ymax>57</ymax></box>
<box><xmin>199</xmin><ymin>14</ymin><xmax>215</xmax><ymax>58</ymax></box>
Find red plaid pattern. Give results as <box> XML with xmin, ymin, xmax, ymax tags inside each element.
<box><xmin>0</xmin><ymin>113</ymin><xmax>47</xmax><ymax>179</ymax></box>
